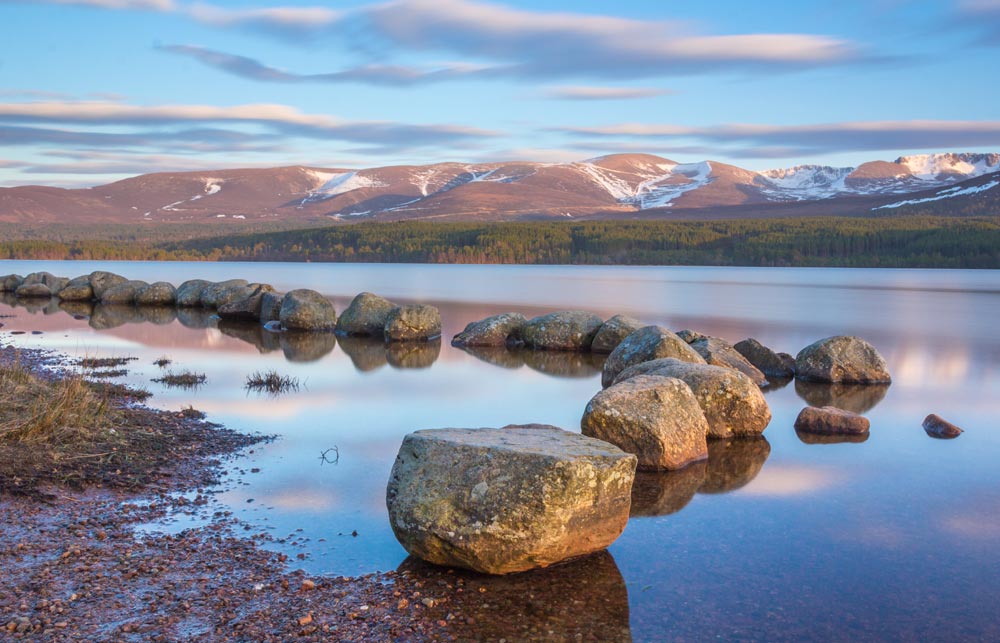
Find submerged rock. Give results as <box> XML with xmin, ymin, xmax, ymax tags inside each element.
<box><xmin>279</xmin><ymin>331</ymin><xmax>338</xmax><ymax>362</ymax></box>
<box><xmin>794</xmin><ymin>406</ymin><xmax>870</xmax><ymax>435</ymax></box>
<box><xmin>689</xmin><ymin>335</ymin><xmax>768</xmax><ymax>386</ymax></box>
<box><xmin>451</xmin><ymin>312</ymin><xmax>527</xmax><ymax>347</ymax></box>
<box><xmin>522</xmin><ymin>349</ymin><xmax>605</xmax><ymax>378</ymax></box>
<box><xmin>795</xmin><ymin>336</ymin><xmax>891</xmax><ymax>383</ymax></box>
<box><xmin>591</xmin><ymin>315</ymin><xmax>644</xmax><ymax>354</ymax></box>
<box><xmin>386</xmin><ymin>425</ymin><xmax>636</xmax><ymax>575</ymax></box>
<box><xmin>384</xmin><ymin>304</ymin><xmax>441</xmax><ymax>342</ymax></box>
<box><xmin>279</xmin><ymin>289</ymin><xmax>337</xmax><ymax>331</ymax></box>
<box><xmin>629</xmin><ymin>464</ymin><xmax>707</xmax><ymax>517</ymax></box>
<box><xmin>601</xmin><ymin>326</ymin><xmax>706</xmax><ymax>388</ymax></box>
<box><xmin>521</xmin><ymin>311</ymin><xmax>604</xmax><ymax>352</ymax></box>
<box><xmin>336</xmin><ymin>292</ymin><xmax>398</xmax><ymax>336</ymax></box>
<box><xmin>337</xmin><ymin>335</ymin><xmax>389</xmax><ymax>372</ymax></box>
<box><xmin>699</xmin><ymin>437</ymin><xmax>771</xmax><ymax>494</ymax></box>
<box><xmin>581</xmin><ymin>374</ymin><xmax>709</xmax><ymax>470</ymax></box>
<box><xmin>734</xmin><ymin>338</ymin><xmax>796</xmax><ymax>378</ymax></box>
<box><xmin>922</xmin><ymin>414</ymin><xmax>964</xmax><ymax>439</ymax></box>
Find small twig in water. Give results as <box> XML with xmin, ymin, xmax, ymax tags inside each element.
<box><xmin>319</xmin><ymin>446</ymin><xmax>339</xmax><ymax>465</ymax></box>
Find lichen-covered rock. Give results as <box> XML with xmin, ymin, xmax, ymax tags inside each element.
<box><xmin>591</xmin><ymin>315</ymin><xmax>644</xmax><ymax>354</ymax></box>
<box><xmin>22</xmin><ymin>272</ymin><xmax>68</xmax><ymax>293</ymax></box>
<box><xmin>259</xmin><ymin>292</ymin><xmax>284</xmax><ymax>324</ymax></box>
<box><xmin>15</xmin><ymin>282</ymin><xmax>52</xmax><ymax>298</ymax></box>
<box><xmin>217</xmin><ymin>285</ymin><xmax>274</xmax><ymax>321</ymax></box>
<box><xmin>582</xmin><ymin>374</ymin><xmax>709</xmax><ymax>470</ymax></box>
<box><xmin>279</xmin><ymin>289</ymin><xmax>337</xmax><ymax>330</ymax></box>
<box><xmin>57</xmin><ymin>276</ymin><xmax>94</xmax><ymax>301</ymax></box>
<box><xmin>135</xmin><ymin>281</ymin><xmax>176</xmax><ymax>306</ymax></box>
<box><xmin>451</xmin><ymin>312</ymin><xmax>527</xmax><ymax>347</ymax></box>
<box><xmin>100</xmin><ymin>280</ymin><xmax>148</xmax><ymax>304</ymax></box>
<box><xmin>522</xmin><ymin>311</ymin><xmax>604</xmax><ymax>352</ymax></box>
<box><xmin>794</xmin><ymin>406</ymin><xmax>870</xmax><ymax>435</ymax></box>
<box><xmin>675</xmin><ymin>329</ymin><xmax>707</xmax><ymax>344</ymax></box>
<box><xmin>386</xmin><ymin>425</ymin><xmax>636</xmax><ymax>575</ymax></box>
<box><xmin>734</xmin><ymin>338</ymin><xmax>796</xmax><ymax>378</ymax></box>
<box><xmin>699</xmin><ymin>437</ymin><xmax>771</xmax><ymax>493</ymax></box>
<box><xmin>88</xmin><ymin>271</ymin><xmax>128</xmax><ymax>299</ymax></box>
<box><xmin>336</xmin><ymin>292</ymin><xmax>398</xmax><ymax>336</ymax></box>
<box><xmin>922</xmin><ymin>414</ymin><xmax>963</xmax><ymax>439</ymax></box>
<box><xmin>175</xmin><ymin>279</ymin><xmax>212</xmax><ymax>307</ymax></box>
<box><xmin>689</xmin><ymin>335</ymin><xmax>768</xmax><ymax>386</ymax></box>
<box><xmin>198</xmin><ymin>279</ymin><xmax>249</xmax><ymax>308</ymax></box>
<box><xmin>0</xmin><ymin>274</ymin><xmax>24</xmax><ymax>292</ymax></box>
<box><xmin>384</xmin><ymin>304</ymin><xmax>441</xmax><ymax>342</ymax></box>
<box><xmin>795</xmin><ymin>336</ymin><xmax>891</xmax><ymax>383</ymax></box>
<box><xmin>601</xmin><ymin>326</ymin><xmax>706</xmax><ymax>388</ymax></box>
<box><xmin>613</xmin><ymin>358</ymin><xmax>771</xmax><ymax>438</ymax></box>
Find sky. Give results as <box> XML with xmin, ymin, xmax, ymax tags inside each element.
<box><xmin>1</xmin><ymin>0</ymin><xmax>1000</xmax><ymax>186</ymax></box>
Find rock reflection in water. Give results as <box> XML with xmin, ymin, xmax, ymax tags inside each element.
<box><xmin>58</xmin><ymin>300</ymin><xmax>94</xmax><ymax>319</ymax></box>
<box><xmin>279</xmin><ymin>331</ymin><xmax>337</xmax><ymax>363</ymax></box>
<box><xmin>761</xmin><ymin>376</ymin><xmax>793</xmax><ymax>392</ymax></box>
<box><xmin>176</xmin><ymin>307</ymin><xmax>218</xmax><ymax>329</ymax></box>
<box><xmin>88</xmin><ymin>304</ymin><xmax>177</xmax><ymax>329</ymax></box>
<box><xmin>457</xmin><ymin>345</ymin><xmax>606</xmax><ymax>378</ymax></box>
<box><xmin>456</xmin><ymin>345</ymin><xmax>525</xmax><ymax>369</ymax></box>
<box><xmin>336</xmin><ymin>335</ymin><xmax>388</xmax><ymax>372</ymax></box>
<box><xmin>631</xmin><ymin>437</ymin><xmax>771</xmax><ymax>516</ymax></box>
<box><xmin>217</xmin><ymin>320</ymin><xmax>282</xmax><ymax>354</ymax></box>
<box><xmin>795</xmin><ymin>429</ymin><xmax>870</xmax><ymax>445</ymax></box>
<box><xmin>386</xmin><ymin>339</ymin><xmax>441</xmax><ymax>369</ymax></box>
<box><xmin>397</xmin><ymin>550</ymin><xmax>631</xmax><ymax>643</ymax></box>
<box><xmin>795</xmin><ymin>380</ymin><xmax>890</xmax><ymax>414</ymax></box>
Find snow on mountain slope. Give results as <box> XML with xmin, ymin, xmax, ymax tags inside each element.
<box><xmin>757</xmin><ymin>165</ymin><xmax>853</xmax><ymax>200</ymax></box>
<box><xmin>301</xmin><ymin>170</ymin><xmax>387</xmax><ymax>204</ymax></box>
<box><xmin>898</xmin><ymin>153</ymin><xmax>1000</xmax><ymax>181</ymax></box>
<box><xmin>637</xmin><ymin>162</ymin><xmax>713</xmax><ymax>208</ymax></box>
<box><xmin>873</xmin><ymin>178</ymin><xmax>1000</xmax><ymax>210</ymax></box>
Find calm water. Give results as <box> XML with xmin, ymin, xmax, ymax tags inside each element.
<box><xmin>2</xmin><ymin>260</ymin><xmax>999</xmax><ymax>642</ymax></box>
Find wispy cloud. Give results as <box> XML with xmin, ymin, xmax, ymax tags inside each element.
<box><xmin>955</xmin><ymin>0</ymin><xmax>1000</xmax><ymax>45</ymax></box>
<box><xmin>1</xmin><ymin>0</ymin><xmax>174</xmax><ymax>10</ymax></box>
<box><xmin>543</xmin><ymin>86</ymin><xmax>672</xmax><ymax>101</ymax></box>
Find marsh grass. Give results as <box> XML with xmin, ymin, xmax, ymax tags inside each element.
<box><xmin>153</xmin><ymin>356</ymin><xmax>172</xmax><ymax>368</ymax></box>
<box><xmin>78</xmin><ymin>356</ymin><xmax>138</xmax><ymax>369</ymax></box>
<box><xmin>153</xmin><ymin>370</ymin><xmax>207</xmax><ymax>389</ymax></box>
<box><xmin>244</xmin><ymin>370</ymin><xmax>300</xmax><ymax>395</ymax></box>
<box><xmin>87</xmin><ymin>369</ymin><xmax>128</xmax><ymax>379</ymax></box>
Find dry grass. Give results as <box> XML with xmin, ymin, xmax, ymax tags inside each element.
<box><xmin>87</xmin><ymin>369</ymin><xmax>128</xmax><ymax>379</ymax></box>
<box><xmin>153</xmin><ymin>371</ymin><xmax>207</xmax><ymax>389</ymax></box>
<box><xmin>153</xmin><ymin>356</ymin><xmax>172</xmax><ymax>368</ymax></box>
<box><xmin>78</xmin><ymin>356</ymin><xmax>138</xmax><ymax>369</ymax></box>
<box><xmin>244</xmin><ymin>370</ymin><xmax>299</xmax><ymax>395</ymax></box>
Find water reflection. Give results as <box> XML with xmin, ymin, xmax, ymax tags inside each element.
<box><xmin>457</xmin><ymin>345</ymin><xmax>606</xmax><ymax>378</ymax></box>
<box><xmin>217</xmin><ymin>320</ymin><xmax>282</xmax><ymax>354</ymax></box>
<box><xmin>386</xmin><ymin>339</ymin><xmax>441</xmax><ymax>369</ymax></box>
<box><xmin>795</xmin><ymin>429</ymin><xmax>870</xmax><ymax>445</ymax></box>
<box><xmin>279</xmin><ymin>331</ymin><xmax>338</xmax><ymax>363</ymax></box>
<box><xmin>630</xmin><ymin>437</ymin><xmax>771</xmax><ymax>516</ymax></box>
<box><xmin>337</xmin><ymin>335</ymin><xmax>389</xmax><ymax>372</ymax></box>
<box><xmin>176</xmin><ymin>307</ymin><xmax>217</xmax><ymax>329</ymax></box>
<box><xmin>398</xmin><ymin>551</ymin><xmax>631</xmax><ymax>643</ymax></box>
<box><xmin>58</xmin><ymin>300</ymin><xmax>94</xmax><ymax>318</ymax></box>
<box><xmin>794</xmin><ymin>380</ymin><xmax>890</xmax><ymax>414</ymax></box>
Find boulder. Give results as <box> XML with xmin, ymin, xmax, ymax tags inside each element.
<box><xmin>601</xmin><ymin>326</ymin><xmax>706</xmax><ymax>388</ymax></box>
<box><xmin>199</xmin><ymin>279</ymin><xmax>249</xmax><ymax>308</ymax></box>
<box><xmin>21</xmin><ymin>271</ymin><xmax>68</xmax><ymax>293</ymax></box>
<box><xmin>386</xmin><ymin>425</ymin><xmax>636</xmax><ymax>575</ymax></box>
<box><xmin>279</xmin><ymin>289</ymin><xmax>337</xmax><ymax>331</ymax></box>
<box><xmin>734</xmin><ymin>338</ymin><xmax>796</xmax><ymax>378</ymax></box>
<box><xmin>57</xmin><ymin>276</ymin><xmax>94</xmax><ymax>301</ymax></box>
<box><xmin>451</xmin><ymin>312</ymin><xmax>527</xmax><ymax>347</ymax></box>
<box><xmin>384</xmin><ymin>304</ymin><xmax>442</xmax><ymax>342</ymax></box>
<box><xmin>796</xmin><ymin>430</ymin><xmax>869</xmax><ymax>445</ymax></box>
<box><xmin>88</xmin><ymin>271</ymin><xmax>128</xmax><ymax>299</ymax></box>
<box><xmin>175</xmin><ymin>279</ymin><xmax>212</xmax><ymax>307</ymax></box>
<box><xmin>521</xmin><ymin>311</ymin><xmax>604</xmax><ymax>352</ymax></box>
<box><xmin>100</xmin><ymin>280</ymin><xmax>148</xmax><ymax>304</ymax></box>
<box><xmin>15</xmin><ymin>283</ymin><xmax>52</xmax><ymax>298</ymax></box>
<box><xmin>0</xmin><ymin>274</ymin><xmax>23</xmax><ymax>292</ymax></box>
<box><xmin>689</xmin><ymin>335</ymin><xmax>768</xmax><ymax>386</ymax></box>
<box><xmin>581</xmin><ymin>374</ymin><xmax>709</xmax><ymax>470</ymax></box>
<box><xmin>614</xmin><ymin>358</ymin><xmax>771</xmax><ymax>438</ymax></box>
<box><xmin>591</xmin><ymin>315</ymin><xmax>644</xmax><ymax>354</ymax></box>
<box><xmin>259</xmin><ymin>292</ymin><xmax>284</xmax><ymax>324</ymax></box>
<box><xmin>336</xmin><ymin>292</ymin><xmax>398</xmax><ymax>336</ymax></box>
<box><xmin>675</xmin><ymin>329</ymin><xmax>706</xmax><ymax>343</ymax></box>
<box><xmin>135</xmin><ymin>281</ymin><xmax>176</xmax><ymax>306</ymax></box>
<box><xmin>922</xmin><ymin>414</ymin><xmax>963</xmax><ymax>439</ymax></box>
<box><xmin>218</xmin><ymin>286</ymin><xmax>273</xmax><ymax>321</ymax></box>
<box><xmin>794</xmin><ymin>406</ymin><xmax>870</xmax><ymax>435</ymax></box>
<box><xmin>795</xmin><ymin>336</ymin><xmax>891</xmax><ymax>383</ymax></box>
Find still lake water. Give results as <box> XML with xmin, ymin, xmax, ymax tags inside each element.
<box><xmin>2</xmin><ymin>260</ymin><xmax>999</xmax><ymax>642</ymax></box>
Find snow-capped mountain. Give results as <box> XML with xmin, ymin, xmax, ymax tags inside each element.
<box><xmin>0</xmin><ymin>152</ymin><xmax>997</xmax><ymax>224</ymax></box>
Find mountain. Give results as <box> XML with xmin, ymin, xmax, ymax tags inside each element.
<box><xmin>1</xmin><ymin>152</ymin><xmax>998</xmax><ymax>224</ymax></box>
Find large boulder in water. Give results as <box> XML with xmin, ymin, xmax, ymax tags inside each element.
<box><xmin>88</xmin><ymin>271</ymin><xmax>128</xmax><ymax>299</ymax></box>
<box><xmin>581</xmin><ymin>374</ymin><xmax>709</xmax><ymax>470</ymax></box>
<box><xmin>522</xmin><ymin>311</ymin><xmax>604</xmax><ymax>352</ymax></box>
<box><xmin>688</xmin><ymin>335</ymin><xmax>767</xmax><ymax>386</ymax></box>
<box><xmin>135</xmin><ymin>281</ymin><xmax>176</xmax><ymax>306</ymax></box>
<box><xmin>614</xmin><ymin>358</ymin><xmax>771</xmax><ymax>438</ymax></box>
<box><xmin>57</xmin><ymin>276</ymin><xmax>94</xmax><ymax>301</ymax></box>
<box><xmin>384</xmin><ymin>304</ymin><xmax>441</xmax><ymax>342</ymax></box>
<box><xmin>336</xmin><ymin>292</ymin><xmax>398</xmax><ymax>336</ymax></box>
<box><xmin>734</xmin><ymin>338</ymin><xmax>796</xmax><ymax>378</ymax></box>
<box><xmin>451</xmin><ymin>312</ymin><xmax>527</xmax><ymax>347</ymax></box>
<box><xmin>259</xmin><ymin>291</ymin><xmax>284</xmax><ymax>324</ymax></box>
<box><xmin>175</xmin><ymin>279</ymin><xmax>212</xmax><ymax>307</ymax></box>
<box><xmin>0</xmin><ymin>274</ymin><xmax>24</xmax><ymax>292</ymax></box>
<box><xmin>386</xmin><ymin>425</ymin><xmax>636</xmax><ymax>575</ymax></box>
<box><xmin>15</xmin><ymin>282</ymin><xmax>52</xmax><ymax>298</ymax></box>
<box><xmin>100</xmin><ymin>280</ymin><xmax>148</xmax><ymax>304</ymax></box>
<box><xmin>591</xmin><ymin>314</ymin><xmax>644</xmax><ymax>354</ymax></box>
<box><xmin>795</xmin><ymin>336</ymin><xmax>891</xmax><ymax>383</ymax></box>
<box><xmin>218</xmin><ymin>285</ymin><xmax>274</xmax><ymax>321</ymax></box>
<box><xmin>198</xmin><ymin>279</ymin><xmax>248</xmax><ymax>308</ymax></box>
<box><xmin>601</xmin><ymin>326</ymin><xmax>706</xmax><ymax>388</ymax></box>
<box><xmin>279</xmin><ymin>289</ymin><xmax>337</xmax><ymax>330</ymax></box>
<box><xmin>21</xmin><ymin>272</ymin><xmax>68</xmax><ymax>293</ymax></box>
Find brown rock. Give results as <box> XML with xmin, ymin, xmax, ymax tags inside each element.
<box><xmin>922</xmin><ymin>414</ymin><xmax>963</xmax><ymax>439</ymax></box>
<box><xmin>591</xmin><ymin>315</ymin><xmax>644</xmax><ymax>354</ymax></box>
<box><xmin>384</xmin><ymin>304</ymin><xmax>441</xmax><ymax>342</ymax></box>
<box><xmin>601</xmin><ymin>326</ymin><xmax>706</xmax><ymax>388</ymax></box>
<box><xmin>336</xmin><ymin>292</ymin><xmax>399</xmax><ymax>336</ymax></box>
<box><xmin>794</xmin><ymin>406</ymin><xmax>870</xmax><ymax>435</ymax></box>
<box><xmin>795</xmin><ymin>336</ymin><xmax>891</xmax><ymax>383</ymax></box>
<box><xmin>734</xmin><ymin>337</ymin><xmax>796</xmax><ymax>378</ymax></box>
<box><xmin>521</xmin><ymin>311</ymin><xmax>604</xmax><ymax>352</ymax></box>
<box><xmin>451</xmin><ymin>312</ymin><xmax>527</xmax><ymax>347</ymax></box>
<box><xmin>689</xmin><ymin>335</ymin><xmax>768</xmax><ymax>386</ymax></box>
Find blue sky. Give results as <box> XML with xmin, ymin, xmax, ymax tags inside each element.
<box><xmin>1</xmin><ymin>0</ymin><xmax>999</xmax><ymax>186</ymax></box>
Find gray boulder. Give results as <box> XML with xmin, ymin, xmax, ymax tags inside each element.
<box><xmin>175</xmin><ymin>279</ymin><xmax>212</xmax><ymax>307</ymax></box>
<box><xmin>922</xmin><ymin>414</ymin><xmax>963</xmax><ymax>439</ymax></box>
<box><xmin>795</xmin><ymin>336</ymin><xmax>891</xmax><ymax>383</ymax></box>
<box><xmin>198</xmin><ymin>279</ymin><xmax>249</xmax><ymax>308</ymax></box>
<box><xmin>57</xmin><ymin>276</ymin><xmax>94</xmax><ymax>301</ymax></box>
<box><xmin>88</xmin><ymin>271</ymin><xmax>128</xmax><ymax>299</ymax></box>
<box><xmin>591</xmin><ymin>314</ymin><xmax>644</xmax><ymax>354</ymax></box>
<box><xmin>734</xmin><ymin>338</ymin><xmax>796</xmax><ymax>378</ymax></box>
<box><xmin>614</xmin><ymin>358</ymin><xmax>771</xmax><ymax>438</ymax></box>
<box><xmin>100</xmin><ymin>280</ymin><xmax>148</xmax><ymax>304</ymax></box>
<box><xmin>384</xmin><ymin>304</ymin><xmax>442</xmax><ymax>342</ymax></box>
<box><xmin>522</xmin><ymin>311</ymin><xmax>604</xmax><ymax>352</ymax></box>
<box><xmin>15</xmin><ymin>283</ymin><xmax>52</xmax><ymax>298</ymax></box>
<box><xmin>336</xmin><ymin>292</ymin><xmax>398</xmax><ymax>336</ymax></box>
<box><xmin>794</xmin><ymin>406</ymin><xmax>870</xmax><ymax>435</ymax></box>
<box><xmin>451</xmin><ymin>312</ymin><xmax>527</xmax><ymax>347</ymax></box>
<box><xmin>601</xmin><ymin>326</ymin><xmax>706</xmax><ymax>388</ymax></box>
<box><xmin>0</xmin><ymin>274</ymin><xmax>23</xmax><ymax>292</ymax></box>
<box><xmin>386</xmin><ymin>425</ymin><xmax>636</xmax><ymax>574</ymax></box>
<box><xmin>218</xmin><ymin>285</ymin><xmax>273</xmax><ymax>321</ymax></box>
<box><xmin>279</xmin><ymin>289</ymin><xmax>337</xmax><ymax>330</ymax></box>
<box><xmin>581</xmin><ymin>374</ymin><xmax>709</xmax><ymax>470</ymax></box>
<box><xmin>135</xmin><ymin>281</ymin><xmax>176</xmax><ymax>306</ymax></box>
<box><xmin>689</xmin><ymin>335</ymin><xmax>768</xmax><ymax>386</ymax></box>
<box><xmin>675</xmin><ymin>329</ymin><xmax>706</xmax><ymax>343</ymax></box>
<box><xmin>259</xmin><ymin>291</ymin><xmax>284</xmax><ymax>324</ymax></box>
<box><xmin>22</xmin><ymin>272</ymin><xmax>68</xmax><ymax>292</ymax></box>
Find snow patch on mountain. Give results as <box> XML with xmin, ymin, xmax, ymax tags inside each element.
<box><xmin>757</xmin><ymin>165</ymin><xmax>852</xmax><ymax>200</ymax></box>
<box><xmin>302</xmin><ymin>171</ymin><xmax>387</xmax><ymax>204</ymax></box>
<box><xmin>636</xmin><ymin>162</ymin><xmax>713</xmax><ymax>209</ymax></box>
<box><xmin>898</xmin><ymin>153</ymin><xmax>1000</xmax><ymax>181</ymax></box>
<box><xmin>873</xmin><ymin>179</ymin><xmax>999</xmax><ymax>210</ymax></box>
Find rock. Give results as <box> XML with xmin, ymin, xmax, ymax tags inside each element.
<box><xmin>689</xmin><ymin>335</ymin><xmax>768</xmax><ymax>386</ymax></box>
<box><xmin>734</xmin><ymin>338</ymin><xmax>796</xmax><ymax>378</ymax></box>
<box><xmin>451</xmin><ymin>312</ymin><xmax>527</xmax><ymax>347</ymax></box>
<box><xmin>386</xmin><ymin>425</ymin><xmax>636</xmax><ymax>574</ymax></box>
<box><xmin>387</xmin><ymin>339</ymin><xmax>441</xmax><ymax>369</ymax></box>
<box><xmin>57</xmin><ymin>276</ymin><xmax>94</xmax><ymax>301</ymax></box>
<box><xmin>521</xmin><ymin>311</ymin><xmax>604</xmax><ymax>351</ymax></box>
<box><xmin>613</xmin><ymin>358</ymin><xmax>771</xmax><ymax>438</ymax></box>
<box><xmin>699</xmin><ymin>437</ymin><xmax>771</xmax><ymax>493</ymax></box>
<box><xmin>794</xmin><ymin>380</ymin><xmax>890</xmax><ymax>414</ymax></box>
<box><xmin>591</xmin><ymin>315</ymin><xmax>644</xmax><ymax>354</ymax></box>
<box><xmin>336</xmin><ymin>292</ymin><xmax>399</xmax><ymax>336</ymax></box>
<box><xmin>218</xmin><ymin>286</ymin><xmax>274</xmax><ymax>321</ymax></box>
<box><xmin>601</xmin><ymin>326</ymin><xmax>706</xmax><ymax>388</ymax></box>
<box><xmin>100</xmin><ymin>280</ymin><xmax>148</xmax><ymax>304</ymax></box>
<box><xmin>0</xmin><ymin>274</ymin><xmax>23</xmax><ymax>292</ymax></box>
<box><xmin>795</xmin><ymin>336</ymin><xmax>891</xmax><ymax>383</ymax></box>
<box><xmin>581</xmin><ymin>374</ymin><xmax>709</xmax><ymax>470</ymax></box>
<box><xmin>279</xmin><ymin>289</ymin><xmax>337</xmax><ymax>331</ymax></box>
<box><xmin>259</xmin><ymin>292</ymin><xmax>284</xmax><ymax>324</ymax></box>
<box><xmin>922</xmin><ymin>414</ymin><xmax>963</xmax><ymax>439</ymax></box>
<box><xmin>198</xmin><ymin>279</ymin><xmax>249</xmax><ymax>308</ymax></box>
<box><xmin>15</xmin><ymin>283</ymin><xmax>52</xmax><ymax>298</ymax></box>
<box><xmin>175</xmin><ymin>279</ymin><xmax>212</xmax><ymax>307</ymax></box>
<box><xmin>88</xmin><ymin>271</ymin><xmax>128</xmax><ymax>299</ymax></box>
<box><xmin>21</xmin><ymin>271</ymin><xmax>68</xmax><ymax>292</ymax></box>
<box><xmin>629</xmin><ymin>464</ymin><xmax>706</xmax><ymax>516</ymax></box>
<box><xmin>384</xmin><ymin>304</ymin><xmax>441</xmax><ymax>342</ymax></box>
<box><xmin>135</xmin><ymin>281</ymin><xmax>176</xmax><ymax>306</ymax></box>
<box><xmin>794</xmin><ymin>406</ymin><xmax>870</xmax><ymax>435</ymax></box>
<box><xmin>675</xmin><ymin>329</ymin><xmax>706</xmax><ymax>343</ymax></box>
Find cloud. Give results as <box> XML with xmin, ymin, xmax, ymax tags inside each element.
<box><xmin>543</xmin><ymin>86</ymin><xmax>672</xmax><ymax>101</ymax></box>
<box><xmin>555</xmin><ymin>120</ymin><xmax>1000</xmax><ymax>156</ymax></box>
<box><xmin>955</xmin><ymin>0</ymin><xmax>1000</xmax><ymax>45</ymax></box>
<box><xmin>2</xmin><ymin>0</ymin><xmax>174</xmax><ymax>10</ymax></box>
<box><xmin>185</xmin><ymin>2</ymin><xmax>339</xmax><ymax>39</ymax></box>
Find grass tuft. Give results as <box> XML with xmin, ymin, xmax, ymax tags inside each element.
<box><xmin>153</xmin><ymin>371</ymin><xmax>207</xmax><ymax>389</ymax></box>
<box><xmin>153</xmin><ymin>356</ymin><xmax>172</xmax><ymax>368</ymax></box>
<box><xmin>78</xmin><ymin>356</ymin><xmax>138</xmax><ymax>369</ymax></box>
<box><xmin>244</xmin><ymin>370</ymin><xmax>300</xmax><ymax>395</ymax></box>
